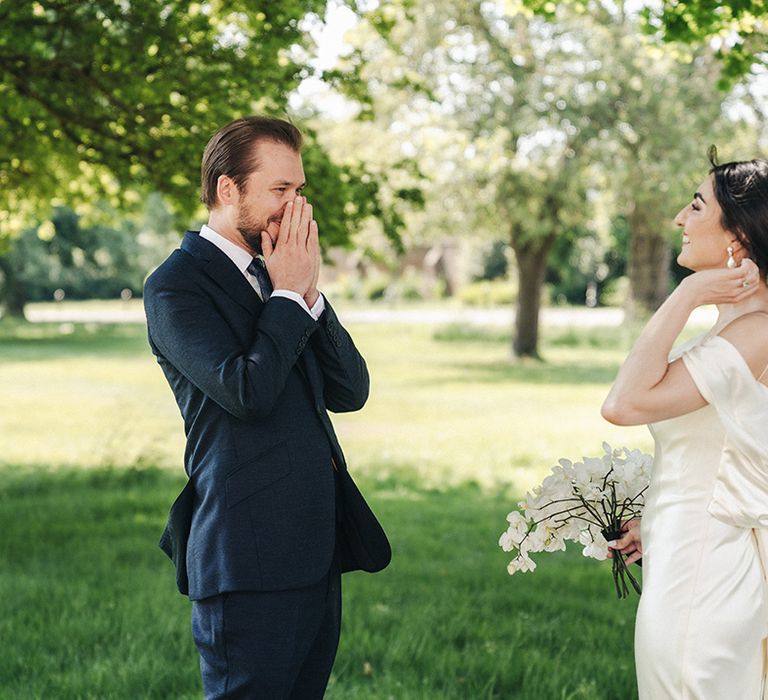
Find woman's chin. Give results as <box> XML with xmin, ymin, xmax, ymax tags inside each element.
<box><xmin>676</xmin><ymin>251</ymin><xmax>696</xmax><ymax>272</ymax></box>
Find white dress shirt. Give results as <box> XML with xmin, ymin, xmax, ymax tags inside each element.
<box><xmin>200</xmin><ymin>224</ymin><xmax>325</xmax><ymax>320</ymax></box>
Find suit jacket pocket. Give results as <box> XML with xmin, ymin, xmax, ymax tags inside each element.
<box><xmin>226</xmin><ymin>442</ymin><xmax>292</xmax><ymax>508</ymax></box>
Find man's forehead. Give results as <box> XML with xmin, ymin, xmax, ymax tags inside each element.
<box><xmin>252</xmin><ymin>141</ymin><xmax>304</xmax><ymax>182</ymax></box>
<box><xmin>252</xmin><ymin>140</ymin><xmax>301</xmax><ymax>162</ymax></box>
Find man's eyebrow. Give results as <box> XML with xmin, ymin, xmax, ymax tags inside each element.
<box><xmin>694</xmin><ymin>191</ymin><xmax>706</xmax><ymax>203</ymax></box>
<box><xmin>272</xmin><ymin>179</ymin><xmax>306</xmax><ymax>188</ymax></box>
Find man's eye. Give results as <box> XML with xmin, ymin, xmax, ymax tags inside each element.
<box><xmin>691</xmin><ymin>202</ymin><xmax>700</xmax><ymax>211</ymax></box>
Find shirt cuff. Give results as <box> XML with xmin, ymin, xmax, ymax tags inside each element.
<box><xmin>310</xmin><ymin>293</ymin><xmax>326</xmax><ymax>319</ymax></box>
<box><xmin>271</xmin><ymin>289</ymin><xmax>324</xmax><ymax>320</ymax></box>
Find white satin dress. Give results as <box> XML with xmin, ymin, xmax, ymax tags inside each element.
<box><xmin>636</xmin><ymin>334</ymin><xmax>768</xmax><ymax>699</ymax></box>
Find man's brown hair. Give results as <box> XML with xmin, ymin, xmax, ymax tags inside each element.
<box><xmin>200</xmin><ymin>116</ymin><xmax>303</xmax><ymax>210</ymax></box>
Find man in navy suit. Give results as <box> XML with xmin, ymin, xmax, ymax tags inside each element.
<box><xmin>144</xmin><ymin>116</ymin><xmax>389</xmax><ymax>698</ymax></box>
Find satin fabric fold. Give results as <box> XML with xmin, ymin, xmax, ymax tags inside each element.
<box><xmin>682</xmin><ymin>335</ymin><xmax>768</xmax><ymax>531</ymax></box>
<box><xmin>634</xmin><ymin>333</ymin><xmax>768</xmax><ymax>699</ymax></box>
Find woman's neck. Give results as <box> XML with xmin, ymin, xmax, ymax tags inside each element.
<box><xmin>715</xmin><ymin>284</ymin><xmax>768</xmax><ymax>327</ymax></box>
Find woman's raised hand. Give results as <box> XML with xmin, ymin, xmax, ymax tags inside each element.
<box><xmin>678</xmin><ymin>258</ymin><xmax>761</xmax><ymax>307</ymax></box>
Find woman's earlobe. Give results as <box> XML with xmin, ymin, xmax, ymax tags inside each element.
<box><xmin>729</xmin><ymin>238</ymin><xmax>746</xmax><ymax>253</ymax></box>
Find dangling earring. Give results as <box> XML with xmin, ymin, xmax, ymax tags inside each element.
<box><xmin>727</xmin><ymin>246</ymin><xmax>737</xmax><ymax>269</ymax></box>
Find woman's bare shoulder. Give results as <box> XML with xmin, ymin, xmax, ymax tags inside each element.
<box><xmin>718</xmin><ymin>310</ymin><xmax>768</xmax><ymax>378</ymax></box>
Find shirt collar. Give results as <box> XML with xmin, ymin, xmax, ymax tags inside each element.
<box><xmin>199</xmin><ymin>224</ymin><xmax>254</xmax><ymax>275</ymax></box>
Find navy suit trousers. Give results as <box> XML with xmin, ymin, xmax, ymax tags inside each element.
<box><xmin>191</xmin><ymin>555</ymin><xmax>342</xmax><ymax>699</ymax></box>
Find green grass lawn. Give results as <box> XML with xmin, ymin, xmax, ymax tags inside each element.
<box><xmin>0</xmin><ymin>467</ymin><xmax>638</xmax><ymax>699</ymax></box>
<box><xmin>0</xmin><ymin>312</ymin><xmax>667</xmax><ymax>698</ymax></box>
<box><xmin>0</xmin><ymin>315</ymin><xmax>652</xmax><ymax>491</ymax></box>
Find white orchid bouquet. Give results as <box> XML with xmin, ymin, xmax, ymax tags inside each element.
<box><xmin>499</xmin><ymin>442</ymin><xmax>652</xmax><ymax>598</ymax></box>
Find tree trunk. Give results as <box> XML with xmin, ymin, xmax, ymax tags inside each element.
<box><xmin>511</xmin><ymin>234</ymin><xmax>556</xmax><ymax>359</ymax></box>
<box><xmin>625</xmin><ymin>205</ymin><xmax>671</xmax><ymax>318</ymax></box>
<box><xmin>0</xmin><ymin>255</ymin><xmax>27</xmax><ymax>319</ymax></box>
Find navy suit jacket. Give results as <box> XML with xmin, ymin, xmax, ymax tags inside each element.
<box><xmin>144</xmin><ymin>231</ymin><xmax>387</xmax><ymax>600</ymax></box>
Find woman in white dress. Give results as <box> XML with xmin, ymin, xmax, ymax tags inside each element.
<box><xmin>602</xmin><ymin>151</ymin><xmax>768</xmax><ymax>699</ymax></box>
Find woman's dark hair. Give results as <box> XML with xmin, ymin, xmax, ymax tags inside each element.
<box><xmin>200</xmin><ymin>116</ymin><xmax>303</xmax><ymax>210</ymax></box>
<box><xmin>708</xmin><ymin>145</ymin><xmax>768</xmax><ymax>273</ymax></box>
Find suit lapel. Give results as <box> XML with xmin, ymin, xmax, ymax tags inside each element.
<box><xmin>203</xmin><ymin>254</ymin><xmax>262</xmax><ymax>314</ymax></box>
<box><xmin>181</xmin><ymin>231</ymin><xmax>261</xmax><ymax>314</ymax></box>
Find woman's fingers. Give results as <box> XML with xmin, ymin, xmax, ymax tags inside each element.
<box><xmin>624</xmin><ymin>550</ymin><xmax>643</xmax><ymax>566</ymax></box>
<box><xmin>608</xmin><ymin>533</ymin><xmax>634</xmax><ymax>550</ymax></box>
<box><xmin>685</xmin><ymin>261</ymin><xmax>764</xmax><ymax>305</ymax></box>
<box><xmin>607</xmin><ymin>518</ymin><xmax>641</xmax><ymax>556</ymax></box>
<box><xmin>736</xmin><ymin>259</ymin><xmax>761</xmax><ymax>299</ymax></box>
<box><xmin>740</xmin><ymin>257</ymin><xmax>759</xmax><ymax>275</ymax></box>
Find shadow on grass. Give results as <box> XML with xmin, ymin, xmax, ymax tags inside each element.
<box><xmin>405</xmin><ymin>356</ymin><xmax>621</xmax><ymax>387</ymax></box>
<box><xmin>0</xmin><ymin>320</ymin><xmax>148</xmax><ymax>361</ymax></box>
<box><xmin>446</xmin><ymin>358</ymin><xmax>622</xmax><ymax>385</ymax></box>
<box><xmin>428</xmin><ymin>323</ymin><xmax>624</xmax><ymax>385</ymax></box>
<box><xmin>0</xmin><ymin>464</ymin><xmax>638</xmax><ymax>699</ymax></box>
<box><xmin>433</xmin><ymin>323</ymin><xmax>637</xmax><ymax>352</ymax></box>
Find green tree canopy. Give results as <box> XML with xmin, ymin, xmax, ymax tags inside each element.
<box><xmin>334</xmin><ymin>0</ymin><xmax>757</xmax><ymax>356</ymax></box>
<box><xmin>0</xmin><ymin>1</ymin><xmax>421</xmax><ymax>315</ymax></box>
<box><xmin>0</xmin><ymin>0</ymin><xmax>415</xmax><ymax>237</ymax></box>
<box><xmin>1</xmin><ymin>1</ymin><xmax>326</xmax><ymax>227</ymax></box>
<box><xmin>521</xmin><ymin>0</ymin><xmax>768</xmax><ymax>83</ymax></box>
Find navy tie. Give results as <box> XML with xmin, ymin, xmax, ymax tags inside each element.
<box><xmin>247</xmin><ymin>257</ymin><xmax>272</xmax><ymax>301</ymax></box>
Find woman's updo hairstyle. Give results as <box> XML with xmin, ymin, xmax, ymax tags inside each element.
<box><xmin>708</xmin><ymin>145</ymin><xmax>768</xmax><ymax>274</ymax></box>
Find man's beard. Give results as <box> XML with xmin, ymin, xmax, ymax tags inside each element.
<box><xmin>237</xmin><ymin>225</ymin><xmax>263</xmax><ymax>255</ymax></box>
<box><xmin>236</xmin><ymin>205</ymin><xmax>281</xmax><ymax>255</ymax></box>
<box><xmin>236</xmin><ymin>211</ymin><xmax>267</xmax><ymax>255</ymax></box>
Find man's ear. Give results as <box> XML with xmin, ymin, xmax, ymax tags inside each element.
<box><xmin>216</xmin><ymin>175</ymin><xmax>238</xmax><ymax>206</ymax></box>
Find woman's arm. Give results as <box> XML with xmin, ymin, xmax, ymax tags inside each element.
<box><xmin>601</xmin><ymin>260</ymin><xmax>760</xmax><ymax>426</ymax></box>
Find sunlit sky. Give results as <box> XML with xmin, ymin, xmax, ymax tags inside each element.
<box><xmin>290</xmin><ymin>3</ymin><xmax>359</xmax><ymax>119</ymax></box>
